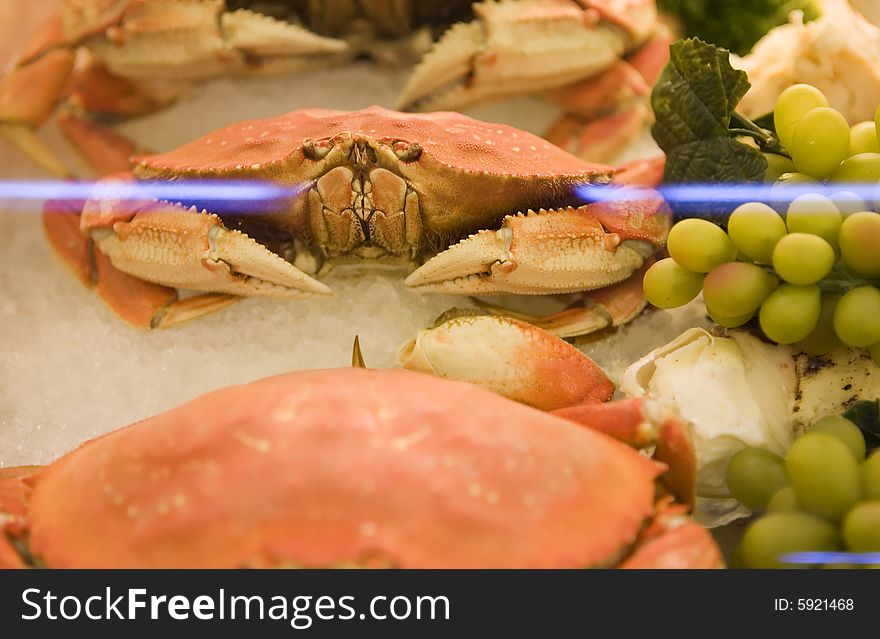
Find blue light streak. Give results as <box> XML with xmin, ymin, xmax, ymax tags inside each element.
<box><xmin>780</xmin><ymin>551</ymin><xmax>880</xmax><ymax>566</ymax></box>
<box><xmin>0</xmin><ymin>179</ymin><xmax>299</xmax><ymax>212</ymax></box>
<box><xmin>0</xmin><ymin>179</ymin><xmax>877</xmax><ymax>213</ymax></box>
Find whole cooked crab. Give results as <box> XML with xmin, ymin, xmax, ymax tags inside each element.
<box><xmin>0</xmin><ymin>366</ymin><xmax>721</xmax><ymax>568</ymax></box>
<box><xmin>0</xmin><ymin>0</ymin><xmax>669</xmax><ymax>176</ymax></box>
<box><xmin>44</xmin><ymin>106</ymin><xmax>669</xmax><ymax>332</ymax></box>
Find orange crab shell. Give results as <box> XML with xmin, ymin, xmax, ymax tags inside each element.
<box><xmin>134</xmin><ymin>105</ymin><xmax>611</xmax><ymax>178</ymax></box>
<box><xmin>23</xmin><ymin>368</ymin><xmax>663</xmax><ymax>569</ymax></box>
<box><xmin>130</xmin><ymin>106</ymin><xmax>668</xmax><ymax>245</ymax></box>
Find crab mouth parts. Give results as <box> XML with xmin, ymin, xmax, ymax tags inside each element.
<box><xmin>307</xmin><ymin>164</ymin><xmax>423</xmax><ymax>260</ymax></box>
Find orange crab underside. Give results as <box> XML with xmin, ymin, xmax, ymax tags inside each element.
<box><xmin>17</xmin><ymin>368</ymin><xmax>674</xmax><ymax>569</ymax></box>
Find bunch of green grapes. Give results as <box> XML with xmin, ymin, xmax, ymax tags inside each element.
<box><xmin>644</xmin><ymin>84</ymin><xmax>880</xmax><ymax>361</ymax></box>
<box><xmin>643</xmin><ymin>205</ymin><xmax>880</xmax><ymax>361</ymax></box>
<box><xmin>726</xmin><ymin>415</ymin><xmax>880</xmax><ymax>569</ymax></box>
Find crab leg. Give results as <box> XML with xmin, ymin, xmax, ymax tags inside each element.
<box><xmin>0</xmin><ymin>46</ymin><xmax>75</xmax><ymax>177</ymax></box>
<box><xmin>620</xmin><ymin>499</ymin><xmax>724</xmax><ymax>569</ymax></box>
<box><xmin>44</xmin><ymin>177</ymin><xmax>331</xmax><ymax>329</ymax></box>
<box><xmin>475</xmin><ymin>259</ymin><xmax>652</xmax><ymax>338</ymax></box>
<box><xmin>399</xmin><ymin>312</ymin><xmax>614</xmax><ymax>410</ymax></box>
<box><xmin>405</xmin><ymin>196</ymin><xmax>668</xmax><ymax>296</ymax></box>
<box><xmin>544</xmin><ymin>30</ymin><xmax>671</xmax><ymax>163</ymax></box>
<box><xmin>57</xmin><ymin>115</ymin><xmax>143</xmax><ymax>175</ymax></box>
<box><xmin>43</xmin><ymin>199</ymin><xmax>240</xmax><ymax>328</ymax></box>
<box><xmin>0</xmin><ymin>466</ymin><xmax>38</xmax><ymax>569</ymax></box>
<box><xmin>553</xmin><ymin>397</ymin><xmax>698</xmax><ymax>510</ymax></box>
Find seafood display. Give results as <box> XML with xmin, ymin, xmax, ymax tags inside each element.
<box><xmin>2</xmin><ymin>0</ymin><xmax>880</xmax><ymax>571</ymax></box>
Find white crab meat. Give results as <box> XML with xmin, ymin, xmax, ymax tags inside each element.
<box><xmin>619</xmin><ymin>327</ymin><xmax>880</xmax><ymax>526</ymax></box>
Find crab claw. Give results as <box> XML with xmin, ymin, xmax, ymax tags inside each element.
<box><xmin>89</xmin><ymin>4</ymin><xmax>349</xmax><ymax>78</ymax></box>
<box><xmin>0</xmin><ymin>467</ymin><xmax>37</xmax><ymax>569</ymax></box>
<box><xmin>396</xmin><ymin>0</ymin><xmax>655</xmax><ymax>112</ymax></box>
<box><xmin>399</xmin><ymin>312</ymin><xmax>614</xmax><ymax>411</ymax></box>
<box><xmin>81</xmin><ymin>185</ymin><xmax>330</xmax><ymax>298</ymax></box>
<box><xmin>621</xmin><ymin>498</ymin><xmax>724</xmax><ymax>568</ymax></box>
<box><xmin>0</xmin><ymin>48</ymin><xmax>76</xmax><ymax>177</ymax></box>
<box><xmin>405</xmin><ymin>197</ymin><xmax>668</xmax><ymax>295</ymax></box>
<box><xmin>553</xmin><ymin>397</ymin><xmax>698</xmax><ymax>510</ymax></box>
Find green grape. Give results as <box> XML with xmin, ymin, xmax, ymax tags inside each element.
<box><xmin>839</xmin><ymin>212</ymin><xmax>880</xmax><ymax>277</ymax></box>
<box><xmin>786</xmin><ymin>432</ymin><xmax>862</xmax><ymax>521</ymax></box>
<box><xmin>738</xmin><ymin>512</ymin><xmax>838</xmax><ymax>569</ymax></box>
<box><xmin>774</xmin><ymin>172</ymin><xmax>820</xmax><ymax>185</ymax></box>
<box><xmin>871</xmin><ymin>341</ymin><xmax>880</xmax><ymax>367</ymax></box>
<box><xmin>759</xmin><ymin>284</ymin><xmax>821</xmax><ymax>344</ymax></box>
<box><xmin>841</xmin><ymin>502</ymin><xmax>880</xmax><ymax>552</ymax></box>
<box><xmin>874</xmin><ymin>102</ymin><xmax>880</xmax><ymax>149</ymax></box>
<box><xmin>789</xmin><ymin>107</ymin><xmax>851</xmax><ymax>179</ymax></box>
<box><xmin>767</xmin><ymin>486</ymin><xmax>800</xmax><ymax>513</ymax></box>
<box><xmin>785</xmin><ymin>194</ymin><xmax>843</xmax><ymax>250</ymax></box>
<box><xmin>833</xmin><ymin>286</ymin><xmax>880</xmax><ymax>347</ymax></box>
<box><xmin>811</xmin><ymin>415</ymin><xmax>867</xmax><ymax>460</ymax></box>
<box><xmin>829</xmin><ymin>190</ymin><xmax>869</xmax><ymax>217</ymax></box>
<box><xmin>666</xmin><ymin>219</ymin><xmax>737</xmax><ymax>273</ymax></box>
<box><xmin>727</xmin><ymin>202</ymin><xmax>787</xmax><ymax>264</ymax></box>
<box><xmin>771</xmin><ymin>233</ymin><xmax>835</xmax><ymax>285</ymax></box>
<box><xmin>775</xmin><ymin>84</ymin><xmax>829</xmax><ymax>149</ymax></box>
<box><xmin>642</xmin><ymin>258</ymin><xmax>704</xmax><ymax>309</ymax></box>
<box><xmin>771</xmin><ymin>173</ymin><xmax>821</xmax><ymax>213</ymax></box>
<box><xmin>849</xmin><ymin>121</ymin><xmax>880</xmax><ymax>155</ymax></box>
<box><xmin>725</xmin><ymin>448</ymin><xmax>789</xmax><ymax>512</ymax></box>
<box><xmin>708</xmin><ymin>307</ymin><xmax>755</xmax><ymax>328</ymax></box>
<box><xmin>795</xmin><ymin>294</ymin><xmax>842</xmax><ymax>356</ymax></box>
<box><xmin>764</xmin><ymin>154</ymin><xmax>797</xmax><ymax>183</ymax></box>
<box><xmin>864</xmin><ymin>450</ymin><xmax>880</xmax><ymax>499</ymax></box>
<box><xmin>830</xmin><ymin>152</ymin><xmax>880</xmax><ymax>183</ymax></box>
<box><xmin>703</xmin><ymin>262</ymin><xmax>777</xmax><ymax>317</ymax></box>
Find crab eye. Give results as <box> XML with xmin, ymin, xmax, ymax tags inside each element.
<box><xmin>303</xmin><ymin>138</ymin><xmax>332</xmax><ymax>161</ymax></box>
<box><xmin>393</xmin><ymin>141</ymin><xmax>422</xmax><ymax>163</ymax></box>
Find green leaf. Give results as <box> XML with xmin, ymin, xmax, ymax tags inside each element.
<box><xmin>664</xmin><ymin>138</ymin><xmax>767</xmax><ymax>183</ymax></box>
<box><xmin>652</xmin><ymin>38</ymin><xmax>752</xmax><ymax>149</ymax></box>
<box><xmin>651</xmin><ymin>38</ymin><xmax>772</xmax><ymax>186</ymax></box>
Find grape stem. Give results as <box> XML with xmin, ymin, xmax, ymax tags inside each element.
<box><xmin>729</xmin><ymin>113</ymin><xmax>789</xmax><ymax>158</ymax></box>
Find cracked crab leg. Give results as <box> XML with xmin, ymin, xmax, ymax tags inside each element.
<box><xmin>405</xmin><ymin>197</ymin><xmax>668</xmax><ymax>296</ymax></box>
<box><xmin>399</xmin><ymin>312</ymin><xmax>614</xmax><ymax>410</ymax></box>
